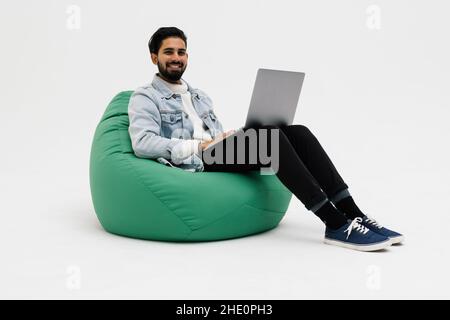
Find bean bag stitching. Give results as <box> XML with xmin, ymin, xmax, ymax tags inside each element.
<box><xmin>191</xmin><ymin>201</ymin><xmax>286</xmax><ymax>233</ymax></box>
<box><xmin>116</xmin><ymin>127</ymin><xmax>194</xmax><ymax>234</ymax></box>
<box><xmin>121</xmin><ymin>152</ymin><xmax>194</xmax><ymax>235</ymax></box>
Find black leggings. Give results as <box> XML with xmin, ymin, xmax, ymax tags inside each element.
<box><xmin>202</xmin><ymin>125</ymin><xmax>349</xmax><ymax>210</ymax></box>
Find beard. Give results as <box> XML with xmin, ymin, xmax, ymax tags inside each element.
<box><xmin>157</xmin><ymin>61</ymin><xmax>186</xmax><ymax>82</ymax></box>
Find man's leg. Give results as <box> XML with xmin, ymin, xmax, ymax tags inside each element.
<box><xmin>279</xmin><ymin>124</ymin><xmax>349</xmax><ymax>200</ymax></box>
<box><xmin>202</xmin><ymin>125</ymin><xmax>394</xmax><ymax>251</ymax></box>
<box><xmin>279</xmin><ymin>124</ymin><xmax>404</xmax><ymax>244</ymax></box>
<box><xmin>279</xmin><ymin>124</ymin><xmax>367</xmax><ymax>219</ymax></box>
<box><xmin>202</xmin><ymin>125</ymin><xmax>348</xmax><ymax>229</ymax></box>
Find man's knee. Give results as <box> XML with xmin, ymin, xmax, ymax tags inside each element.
<box><xmin>290</xmin><ymin>124</ymin><xmax>310</xmax><ymax>132</ymax></box>
<box><xmin>283</xmin><ymin>124</ymin><xmax>314</xmax><ymax>138</ymax></box>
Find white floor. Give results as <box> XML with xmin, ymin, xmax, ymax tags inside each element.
<box><xmin>1</xmin><ymin>166</ymin><xmax>449</xmax><ymax>299</ymax></box>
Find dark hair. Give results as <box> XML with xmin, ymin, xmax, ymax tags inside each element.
<box><xmin>148</xmin><ymin>27</ymin><xmax>187</xmax><ymax>55</ymax></box>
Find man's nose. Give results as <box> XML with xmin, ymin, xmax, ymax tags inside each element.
<box><xmin>171</xmin><ymin>52</ymin><xmax>182</xmax><ymax>60</ymax></box>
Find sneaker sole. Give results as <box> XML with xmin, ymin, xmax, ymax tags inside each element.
<box><xmin>389</xmin><ymin>235</ymin><xmax>404</xmax><ymax>244</ymax></box>
<box><xmin>324</xmin><ymin>238</ymin><xmax>392</xmax><ymax>252</ymax></box>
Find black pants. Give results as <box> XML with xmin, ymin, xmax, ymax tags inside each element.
<box><xmin>202</xmin><ymin>125</ymin><xmax>349</xmax><ymax>210</ymax></box>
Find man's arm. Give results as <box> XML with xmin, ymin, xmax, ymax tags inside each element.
<box><xmin>128</xmin><ymin>92</ymin><xmax>187</xmax><ymax>160</ymax></box>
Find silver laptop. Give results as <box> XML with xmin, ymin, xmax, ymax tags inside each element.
<box><xmin>205</xmin><ymin>68</ymin><xmax>305</xmax><ymax>150</ymax></box>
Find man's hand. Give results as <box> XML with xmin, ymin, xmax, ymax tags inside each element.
<box><xmin>198</xmin><ymin>130</ymin><xmax>236</xmax><ymax>151</ymax></box>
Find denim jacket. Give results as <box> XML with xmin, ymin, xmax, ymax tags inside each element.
<box><xmin>128</xmin><ymin>73</ymin><xmax>225</xmax><ymax>172</ymax></box>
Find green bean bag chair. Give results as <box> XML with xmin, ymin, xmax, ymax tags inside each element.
<box><xmin>89</xmin><ymin>91</ymin><xmax>292</xmax><ymax>241</ymax></box>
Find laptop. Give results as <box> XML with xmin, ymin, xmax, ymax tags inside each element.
<box><xmin>204</xmin><ymin>68</ymin><xmax>305</xmax><ymax>150</ymax></box>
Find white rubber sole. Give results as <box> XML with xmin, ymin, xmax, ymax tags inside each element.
<box><xmin>389</xmin><ymin>235</ymin><xmax>404</xmax><ymax>245</ymax></box>
<box><xmin>324</xmin><ymin>238</ymin><xmax>392</xmax><ymax>252</ymax></box>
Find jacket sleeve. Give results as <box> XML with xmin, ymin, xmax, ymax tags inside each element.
<box><xmin>128</xmin><ymin>91</ymin><xmax>184</xmax><ymax>160</ymax></box>
<box><xmin>170</xmin><ymin>138</ymin><xmax>201</xmax><ymax>164</ymax></box>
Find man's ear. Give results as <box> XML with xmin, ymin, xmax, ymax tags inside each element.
<box><xmin>150</xmin><ymin>53</ymin><xmax>158</xmax><ymax>65</ymax></box>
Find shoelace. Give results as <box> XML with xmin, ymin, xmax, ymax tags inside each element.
<box><xmin>365</xmin><ymin>216</ymin><xmax>383</xmax><ymax>229</ymax></box>
<box><xmin>344</xmin><ymin>217</ymin><xmax>370</xmax><ymax>239</ymax></box>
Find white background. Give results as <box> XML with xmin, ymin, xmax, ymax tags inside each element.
<box><xmin>1</xmin><ymin>0</ymin><xmax>449</xmax><ymax>299</ymax></box>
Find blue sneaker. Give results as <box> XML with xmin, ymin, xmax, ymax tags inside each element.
<box><xmin>324</xmin><ymin>217</ymin><xmax>392</xmax><ymax>252</ymax></box>
<box><xmin>360</xmin><ymin>216</ymin><xmax>404</xmax><ymax>244</ymax></box>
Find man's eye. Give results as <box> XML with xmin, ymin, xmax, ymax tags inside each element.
<box><xmin>164</xmin><ymin>51</ymin><xmax>185</xmax><ymax>55</ymax></box>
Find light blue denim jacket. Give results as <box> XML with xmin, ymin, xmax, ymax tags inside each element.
<box><xmin>128</xmin><ymin>73</ymin><xmax>225</xmax><ymax>172</ymax></box>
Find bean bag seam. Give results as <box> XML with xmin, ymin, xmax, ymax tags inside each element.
<box><xmin>191</xmin><ymin>201</ymin><xmax>286</xmax><ymax>233</ymax></box>
<box><xmin>117</xmin><ymin>128</ymin><xmax>194</xmax><ymax>233</ymax></box>
<box><xmin>122</xmin><ymin>153</ymin><xmax>194</xmax><ymax>233</ymax></box>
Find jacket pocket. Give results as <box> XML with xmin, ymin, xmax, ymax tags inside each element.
<box><xmin>160</xmin><ymin>111</ymin><xmax>183</xmax><ymax>138</ymax></box>
<box><xmin>201</xmin><ymin>110</ymin><xmax>217</xmax><ymax>123</ymax></box>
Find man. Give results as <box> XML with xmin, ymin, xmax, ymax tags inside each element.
<box><xmin>128</xmin><ymin>27</ymin><xmax>404</xmax><ymax>251</ymax></box>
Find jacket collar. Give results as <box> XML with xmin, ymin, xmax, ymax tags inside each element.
<box><xmin>151</xmin><ymin>73</ymin><xmax>204</xmax><ymax>99</ymax></box>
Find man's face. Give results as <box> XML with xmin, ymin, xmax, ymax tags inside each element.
<box><xmin>151</xmin><ymin>37</ymin><xmax>188</xmax><ymax>83</ymax></box>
